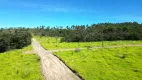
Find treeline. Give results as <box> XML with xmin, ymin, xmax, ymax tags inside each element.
<box><xmin>31</xmin><ymin>22</ymin><xmax>142</xmax><ymax>42</ymax></box>
<box><xmin>0</xmin><ymin>22</ymin><xmax>141</xmax><ymax>52</ymax></box>
<box><xmin>0</xmin><ymin>28</ymin><xmax>31</xmax><ymax>53</ymax></box>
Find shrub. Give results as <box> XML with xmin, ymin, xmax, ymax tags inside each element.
<box><xmin>0</xmin><ymin>29</ymin><xmax>31</xmax><ymax>53</ymax></box>
<box><xmin>74</xmin><ymin>48</ymin><xmax>80</xmax><ymax>52</ymax></box>
<box><xmin>0</xmin><ymin>38</ymin><xmax>9</xmax><ymax>53</ymax></box>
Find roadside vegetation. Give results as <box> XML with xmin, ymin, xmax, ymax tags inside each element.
<box><xmin>54</xmin><ymin>46</ymin><xmax>142</xmax><ymax>80</ymax></box>
<box><xmin>0</xmin><ymin>46</ymin><xmax>43</xmax><ymax>80</ymax></box>
<box><xmin>0</xmin><ymin>28</ymin><xmax>43</xmax><ymax>80</ymax></box>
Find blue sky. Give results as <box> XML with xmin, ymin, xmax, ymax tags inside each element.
<box><xmin>0</xmin><ymin>0</ymin><xmax>142</xmax><ymax>28</ymax></box>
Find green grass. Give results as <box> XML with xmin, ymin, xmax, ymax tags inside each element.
<box><xmin>34</xmin><ymin>36</ymin><xmax>142</xmax><ymax>79</ymax></box>
<box><xmin>0</xmin><ymin>46</ymin><xmax>43</xmax><ymax>80</ymax></box>
<box><xmin>34</xmin><ymin>36</ymin><xmax>142</xmax><ymax>50</ymax></box>
<box><xmin>54</xmin><ymin>46</ymin><xmax>142</xmax><ymax>80</ymax></box>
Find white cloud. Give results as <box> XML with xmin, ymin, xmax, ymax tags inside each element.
<box><xmin>41</xmin><ymin>7</ymin><xmax>69</xmax><ymax>12</ymax></box>
<box><xmin>41</xmin><ymin>7</ymin><xmax>96</xmax><ymax>13</ymax></box>
<box><xmin>18</xmin><ymin>2</ymin><xmax>96</xmax><ymax>13</ymax></box>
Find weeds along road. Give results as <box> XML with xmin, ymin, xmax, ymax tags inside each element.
<box><xmin>32</xmin><ymin>38</ymin><xmax>81</xmax><ymax>80</ymax></box>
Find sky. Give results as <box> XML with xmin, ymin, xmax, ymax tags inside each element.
<box><xmin>0</xmin><ymin>0</ymin><xmax>142</xmax><ymax>28</ymax></box>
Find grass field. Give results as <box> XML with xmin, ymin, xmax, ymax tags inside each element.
<box><xmin>34</xmin><ymin>36</ymin><xmax>142</xmax><ymax>50</ymax></box>
<box><xmin>34</xmin><ymin>36</ymin><xmax>142</xmax><ymax>80</ymax></box>
<box><xmin>0</xmin><ymin>46</ymin><xmax>43</xmax><ymax>80</ymax></box>
<box><xmin>54</xmin><ymin>46</ymin><xmax>142</xmax><ymax>80</ymax></box>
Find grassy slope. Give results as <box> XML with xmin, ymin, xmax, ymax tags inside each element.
<box><xmin>54</xmin><ymin>47</ymin><xmax>142</xmax><ymax>80</ymax></box>
<box><xmin>0</xmin><ymin>46</ymin><xmax>43</xmax><ymax>80</ymax></box>
<box><xmin>34</xmin><ymin>36</ymin><xmax>142</xmax><ymax>50</ymax></box>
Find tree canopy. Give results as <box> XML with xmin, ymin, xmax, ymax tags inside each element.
<box><xmin>0</xmin><ymin>28</ymin><xmax>31</xmax><ymax>53</ymax></box>
<box><xmin>31</xmin><ymin>22</ymin><xmax>142</xmax><ymax>42</ymax></box>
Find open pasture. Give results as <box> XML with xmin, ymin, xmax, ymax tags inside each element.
<box><xmin>35</xmin><ymin>36</ymin><xmax>142</xmax><ymax>50</ymax></box>
<box><xmin>54</xmin><ymin>46</ymin><xmax>142</xmax><ymax>80</ymax></box>
<box><xmin>0</xmin><ymin>46</ymin><xmax>43</xmax><ymax>80</ymax></box>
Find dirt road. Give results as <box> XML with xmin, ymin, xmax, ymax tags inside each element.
<box><xmin>48</xmin><ymin>44</ymin><xmax>142</xmax><ymax>53</ymax></box>
<box><xmin>32</xmin><ymin>39</ymin><xmax>81</xmax><ymax>80</ymax></box>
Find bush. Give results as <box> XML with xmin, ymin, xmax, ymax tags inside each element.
<box><xmin>0</xmin><ymin>29</ymin><xmax>31</xmax><ymax>53</ymax></box>
<box><xmin>74</xmin><ymin>48</ymin><xmax>80</xmax><ymax>52</ymax></box>
<box><xmin>0</xmin><ymin>38</ymin><xmax>9</xmax><ymax>53</ymax></box>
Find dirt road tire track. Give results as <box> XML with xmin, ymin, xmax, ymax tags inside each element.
<box><xmin>32</xmin><ymin>39</ymin><xmax>81</xmax><ymax>80</ymax></box>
